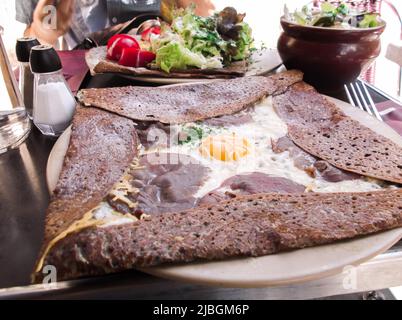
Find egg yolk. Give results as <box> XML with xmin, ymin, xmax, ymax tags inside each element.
<box><xmin>199</xmin><ymin>133</ymin><xmax>251</xmax><ymax>162</ymax></box>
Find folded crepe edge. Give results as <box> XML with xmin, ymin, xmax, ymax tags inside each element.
<box><xmin>33</xmin><ymin>189</ymin><xmax>402</xmax><ymax>282</ymax></box>
<box><xmin>32</xmin><ymin>106</ymin><xmax>140</xmax><ymax>282</ymax></box>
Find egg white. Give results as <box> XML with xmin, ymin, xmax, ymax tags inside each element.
<box><xmin>92</xmin><ymin>97</ymin><xmax>388</xmax><ymax>227</ymax></box>
<box><xmin>143</xmin><ymin>96</ymin><xmax>385</xmax><ymax>197</ymax></box>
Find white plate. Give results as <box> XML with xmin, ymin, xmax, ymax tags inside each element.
<box><xmin>105</xmin><ymin>49</ymin><xmax>282</xmax><ymax>85</ymax></box>
<box><xmin>47</xmin><ymin>96</ymin><xmax>402</xmax><ymax>288</ymax></box>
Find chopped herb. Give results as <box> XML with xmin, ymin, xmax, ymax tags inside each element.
<box><xmin>178</xmin><ymin>125</ymin><xmax>206</xmax><ymax>145</ymax></box>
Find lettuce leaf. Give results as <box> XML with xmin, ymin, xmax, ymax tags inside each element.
<box><xmin>155</xmin><ymin>42</ymin><xmax>222</xmax><ymax>73</ymax></box>
<box><xmin>153</xmin><ymin>6</ymin><xmax>253</xmax><ymax>72</ymax></box>
<box><xmin>321</xmin><ymin>2</ymin><xmax>336</xmax><ymax>14</ymax></box>
<box><xmin>359</xmin><ymin>14</ymin><xmax>379</xmax><ymax>28</ymax></box>
<box><xmin>171</xmin><ymin>9</ymin><xmax>224</xmax><ymax>58</ymax></box>
<box><xmin>232</xmin><ymin>22</ymin><xmax>253</xmax><ymax>60</ymax></box>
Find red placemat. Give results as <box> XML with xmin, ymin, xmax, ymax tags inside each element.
<box><xmin>57</xmin><ymin>50</ymin><xmax>88</xmax><ymax>94</ymax></box>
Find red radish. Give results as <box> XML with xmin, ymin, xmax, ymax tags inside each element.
<box><xmin>135</xmin><ymin>50</ymin><xmax>157</xmax><ymax>67</ymax></box>
<box><xmin>141</xmin><ymin>26</ymin><xmax>161</xmax><ymax>41</ymax></box>
<box><xmin>118</xmin><ymin>48</ymin><xmax>139</xmax><ymax>67</ymax></box>
<box><xmin>118</xmin><ymin>48</ymin><xmax>156</xmax><ymax>68</ymax></box>
<box><xmin>107</xmin><ymin>34</ymin><xmax>134</xmax><ymax>48</ymax></box>
<box><xmin>106</xmin><ymin>34</ymin><xmax>140</xmax><ymax>61</ymax></box>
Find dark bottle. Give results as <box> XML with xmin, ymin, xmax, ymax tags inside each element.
<box><xmin>16</xmin><ymin>37</ymin><xmax>40</xmax><ymax>118</ymax></box>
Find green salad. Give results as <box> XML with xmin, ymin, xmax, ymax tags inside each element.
<box><xmin>150</xmin><ymin>6</ymin><xmax>254</xmax><ymax>73</ymax></box>
<box><xmin>285</xmin><ymin>2</ymin><xmax>382</xmax><ymax>29</ymax></box>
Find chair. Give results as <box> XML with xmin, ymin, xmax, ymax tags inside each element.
<box><xmin>382</xmin><ymin>0</ymin><xmax>402</xmax><ymax>97</ymax></box>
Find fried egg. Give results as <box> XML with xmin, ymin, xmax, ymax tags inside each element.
<box><xmin>87</xmin><ymin>97</ymin><xmax>388</xmax><ymax>229</ymax></box>
<box><xmin>144</xmin><ymin>96</ymin><xmax>385</xmax><ymax>198</ymax></box>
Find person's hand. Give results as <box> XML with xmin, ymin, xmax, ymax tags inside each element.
<box><xmin>34</xmin><ymin>0</ymin><xmax>75</xmax><ymax>36</ymax></box>
<box><xmin>25</xmin><ymin>0</ymin><xmax>75</xmax><ymax>46</ymax></box>
<box><xmin>161</xmin><ymin>0</ymin><xmax>215</xmax><ymax>23</ymax></box>
<box><xmin>177</xmin><ymin>0</ymin><xmax>215</xmax><ymax>16</ymax></box>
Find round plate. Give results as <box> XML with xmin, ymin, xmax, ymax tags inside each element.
<box><xmin>47</xmin><ymin>97</ymin><xmax>402</xmax><ymax>287</ymax></box>
<box><xmin>116</xmin><ymin>48</ymin><xmax>282</xmax><ymax>85</ymax></box>
<box><xmin>46</xmin><ymin>126</ymin><xmax>71</xmax><ymax>194</ymax></box>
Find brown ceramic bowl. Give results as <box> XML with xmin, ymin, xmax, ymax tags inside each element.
<box><xmin>277</xmin><ymin>17</ymin><xmax>386</xmax><ymax>92</ymax></box>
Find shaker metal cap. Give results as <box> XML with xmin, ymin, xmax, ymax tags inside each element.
<box><xmin>29</xmin><ymin>45</ymin><xmax>62</xmax><ymax>73</ymax></box>
<box><xmin>16</xmin><ymin>37</ymin><xmax>40</xmax><ymax>63</ymax></box>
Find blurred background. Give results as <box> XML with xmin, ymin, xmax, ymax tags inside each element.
<box><xmin>1</xmin><ymin>0</ymin><xmax>401</xmax><ymax>102</ymax></box>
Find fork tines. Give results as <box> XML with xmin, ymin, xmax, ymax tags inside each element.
<box><xmin>344</xmin><ymin>81</ymin><xmax>383</xmax><ymax>121</ymax></box>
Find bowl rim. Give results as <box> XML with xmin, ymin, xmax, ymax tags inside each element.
<box><xmin>280</xmin><ymin>15</ymin><xmax>386</xmax><ymax>32</ymax></box>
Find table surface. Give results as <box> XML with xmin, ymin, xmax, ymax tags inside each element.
<box><xmin>0</xmin><ymin>71</ymin><xmax>401</xmax><ymax>299</ymax></box>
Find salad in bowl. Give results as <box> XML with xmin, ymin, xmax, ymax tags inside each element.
<box><xmin>284</xmin><ymin>1</ymin><xmax>384</xmax><ymax>29</ymax></box>
<box><xmin>278</xmin><ymin>1</ymin><xmax>386</xmax><ymax>91</ymax></box>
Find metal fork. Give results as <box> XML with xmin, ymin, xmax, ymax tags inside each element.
<box><xmin>344</xmin><ymin>81</ymin><xmax>383</xmax><ymax>121</ymax></box>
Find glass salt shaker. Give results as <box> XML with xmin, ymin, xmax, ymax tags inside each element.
<box><xmin>16</xmin><ymin>37</ymin><xmax>40</xmax><ymax>119</ymax></box>
<box><xmin>30</xmin><ymin>45</ymin><xmax>76</xmax><ymax>137</ymax></box>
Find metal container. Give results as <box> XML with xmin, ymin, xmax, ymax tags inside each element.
<box><xmin>16</xmin><ymin>37</ymin><xmax>40</xmax><ymax>118</ymax></box>
<box><xmin>0</xmin><ymin>26</ymin><xmax>31</xmax><ymax>154</ymax></box>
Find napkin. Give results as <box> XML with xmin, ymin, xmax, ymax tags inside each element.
<box><xmin>376</xmin><ymin>100</ymin><xmax>402</xmax><ymax>135</ymax></box>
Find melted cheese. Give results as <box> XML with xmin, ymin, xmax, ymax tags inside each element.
<box><xmin>113</xmin><ymin>176</ymin><xmax>138</xmax><ymax>195</ymax></box>
<box><xmin>36</xmin><ymin>160</ymin><xmax>143</xmax><ymax>273</ymax></box>
<box><xmin>35</xmin><ymin>207</ymin><xmax>103</xmax><ymax>273</ymax></box>
<box><xmin>109</xmin><ymin>189</ymin><xmax>138</xmax><ymax>209</ymax></box>
<box><xmin>35</xmin><ymin>202</ymin><xmax>140</xmax><ymax>273</ymax></box>
<box><xmin>108</xmin><ymin>164</ymin><xmax>142</xmax><ymax>209</ymax></box>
